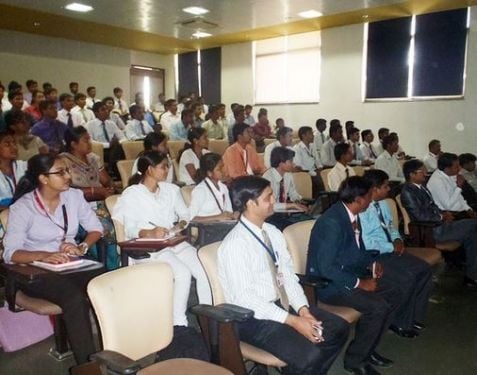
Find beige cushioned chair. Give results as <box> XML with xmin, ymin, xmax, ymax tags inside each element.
<box><xmin>121</xmin><ymin>140</ymin><xmax>145</xmax><ymax>160</ymax></box>
<box><xmin>208</xmin><ymin>139</ymin><xmax>229</xmax><ymax>156</ymax></box>
<box><xmin>87</xmin><ymin>262</ymin><xmax>231</xmax><ymax>374</ymax></box>
<box><xmin>117</xmin><ymin>159</ymin><xmax>135</xmax><ymax>189</ymax></box>
<box><xmin>292</xmin><ymin>172</ymin><xmax>313</xmax><ymax>200</ymax></box>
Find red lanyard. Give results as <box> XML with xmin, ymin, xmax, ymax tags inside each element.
<box><xmin>33</xmin><ymin>189</ymin><xmax>68</xmax><ymax>241</ymax></box>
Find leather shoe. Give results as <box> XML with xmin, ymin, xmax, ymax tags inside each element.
<box><xmin>345</xmin><ymin>363</ymin><xmax>381</xmax><ymax>375</ymax></box>
<box><xmin>413</xmin><ymin>321</ymin><xmax>426</xmax><ymax>331</ymax></box>
<box><xmin>389</xmin><ymin>324</ymin><xmax>419</xmax><ymax>338</ymax></box>
<box><xmin>368</xmin><ymin>352</ymin><xmax>393</xmax><ymax>368</ymax></box>
<box><xmin>464</xmin><ymin>277</ymin><xmax>477</xmax><ymax>289</ymax></box>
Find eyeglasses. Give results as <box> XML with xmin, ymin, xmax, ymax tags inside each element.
<box><xmin>45</xmin><ymin>168</ymin><xmax>71</xmax><ymax>177</ymax></box>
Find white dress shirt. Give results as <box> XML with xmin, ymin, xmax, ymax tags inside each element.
<box><xmin>154</xmin><ymin>102</ymin><xmax>165</xmax><ymax>112</ymax></box>
<box><xmin>86</xmin><ymin>118</ymin><xmax>126</xmax><ymax>148</ymax></box>
<box><xmin>160</xmin><ymin>111</ymin><xmax>181</xmax><ymax>132</ymax></box>
<box><xmin>313</xmin><ymin>131</ymin><xmax>328</xmax><ymax>153</ymax></box>
<box><xmin>373</xmin><ymin>142</ymin><xmax>384</xmax><ymax>157</ymax></box>
<box><xmin>110</xmin><ymin>112</ymin><xmax>126</xmax><ymax>130</ymax></box>
<box><xmin>178</xmin><ymin>148</ymin><xmax>210</xmax><ymax>186</ymax></box>
<box><xmin>124</xmin><ymin>119</ymin><xmax>153</xmax><ymax>140</ymax></box>
<box><xmin>293</xmin><ymin>141</ymin><xmax>323</xmax><ymax>176</ymax></box>
<box><xmin>72</xmin><ymin>106</ymin><xmax>95</xmax><ymax>123</ymax></box>
<box><xmin>262</xmin><ymin>168</ymin><xmax>302</xmax><ymax>209</ymax></box>
<box><xmin>218</xmin><ymin>215</ymin><xmax>308</xmax><ymax>323</ymax></box>
<box><xmin>348</xmin><ymin>140</ymin><xmax>366</xmax><ymax>164</ymax></box>
<box><xmin>360</xmin><ymin>142</ymin><xmax>377</xmax><ymax>161</ymax></box>
<box><xmin>374</xmin><ymin>151</ymin><xmax>404</xmax><ymax>182</ymax></box>
<box><xmin>57</xmin><ymin>109</ymin><xmax>84</xmax><ymax>127</ymax></box>
<box><xmin>189</xmin><ymin>178</ymin><xmax>233</xmax><ymax>218</ymax></box>
<box><xmin>423</xmin><ymin>152</ymin><xmax>438</xmax><ymax>173</ymax></box>
<box><xmin>328</xmin><ymin>162</ymin><xmax>356</xmax><ymax>192</ymax></box>
<box><xmin>85</xmin><ymin>97</ymin><xmax>100</xmax><ymax>109</ymax></box>
<box><xmin>114</xmin><ymin>98</ymin><xmax>129</xmax><ymax>114</ymax></box>
<box><xmin>427</xmin><ymin>169</ymin><xmax>470</xmax><ymax>212</ymax></box>
<box><xmin>263</xmin><ymin>141</ymin><xmax>294</xmax><ymax>169</ymax></box>
<box><xmin>460</xmin><ymin>167</ymin><xmax>477</xmax><ymax>192</ymax></box>
<box><xmin>320</xmin><ymin>139</ymin><xmax>338</xmax><ymax>167</ymax></box>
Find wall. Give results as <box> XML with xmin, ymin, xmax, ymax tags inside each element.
<box><xmin>0</xmin><ymin>30</ymin><xmax>175</xmax><ymax>104</ymax></box>
<box><xmin>221</xmin><ymin>7</ymin><xmax>477</xmax><ymax>156</ymax></box>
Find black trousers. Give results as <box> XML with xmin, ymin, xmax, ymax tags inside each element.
<box><xmin>237</xmin><ymin>306</ymin><xmax>349</xmax><ymax>375</ymax></box>
<box><xmin>19</xmin><ymin>267</ymin><xmax>103</xmax><ymax>364</ymax></box>
<box><xmin>378</xmin><ymin>252</ymin><xmax>433</xmax><ymax>329</ymax></box>
<box><xmin>319</xmin><ymin>276</ymin><xmax>403</xmax><ymax>368</ymax></box>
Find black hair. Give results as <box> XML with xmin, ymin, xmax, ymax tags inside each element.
<box><xmin>44</xmin><ymin>87</ymin><xmax>57</xmax><ymax>96</ymax></box>
<box><xmin>230</xmin><ymin>102</ymin><xmax>239</xmax><ymax>110</ymax></box>
<box><xmin>197</xmin><ymin>152</ymin><xmax>222</xmax><ymax>182</ymax></box>
<box><xmin>378</xmin><ymin>127</ymin><xmax>389</xmax><ymax>139</ymax></box>
<box><xmin>232</xmin><ymin>123</ymin><xmax>250</xmax><ymax>143</ymax></box>
<box><xmin>7</xmin><ymin>91</ymin><xmax>22</xmax><ymax>101</ymax></box>
<box><xmin>92</xmin><ymin>101</ymin><xmax>106</xmax><ymax>113</ymax></box>
<box><xmin>0</xmin><ymin>129</ymin><xmax>14</xmax><ymax>143</ymax></box>
<box><xmin>26</xmin><ymin>79</ymin><xmax>37</xmax><ymax>88</ymax></box>
<box><xmin>338</xmin><ymin>176</ymin><xmax>372</xmax><ymax>204</ymax></box>
<box><xmin>129</xmin><ymin>104</ymin><xmax>142</xmax><ymax>117</ymax></box>
<box><xmin>233</xmin><ymin>105</ymin><xmax>245</xmax><ymax>119</ymax></box>
<box><xmin>403</xmin><ymin>159</ymin><xmax>424</xmax><ymax>180</ymax></box>
<box><xmin>428</xmin><ymin>139</ymin><xmax>440</xmax><ymax>150</ymax></box>
<box><xmin>298</xmin><ymin>126</ymin><xmax>313</xmax><ymax>140</ymax></box>
<box><xmin>363</xmin><ymin>169</ymin><xmax>389</xmax><ymax>188</ymax></box>
<box><xmin>64</xmin><ymin>126</ymin><xmax>88</xmax><ymax>152</ymax></box>
<box><xmin>129</xmin><ymin>151</ymin><xmax>168</xmax><ymax>186</ymax></box>
<box><xmin>315</xmin><ymin>118</ymin><xmax>326</xmax><ymax>129</ymax></box>
<box><xmin>8</xmin><ymin>81</ymin><xmax>21</xmax><ymax>93</ymax></box>
<box><xmin>102</xmin><ymin>96</ymin><xmax>114</xmax><ymax>104</ymax></box>
<box><xmin>14</xmin><ymin>154</ymin><xmax>58</xmax><ymax>202</ymax></box>
<box><xmin>382</xmin><ymin>134</ymin><xmax>398</xmax><ymax>151</ymax></box>
<box><xmin>59</xmin><ymin>93</ymin><xmax>73</xmax><ymax>103</ymax></box>
<box><xmin>39</xmin><ymin>100</ymin><xmax>57</xmax><ymax>113</ymax></box>
<box><xmin>245</xmin><ymin>104</ymin><xmax>253</xmax><ymax>110</ymax></box>
<box><xmin>437</xmin><ymin>152</ymin><xmax>458</xmax><ymax>171</ymax></box>
<box><xmin>349</xmin><ymin>127</ymin><xmax>360</xmax><ymax>136</ymax></box>
<box><xmin>31</xmin><ymin>90</ymin><xmax>44</xmax><ymax>103</ymax></box>
<box><xmin>230</xmin><ymin>176</ymin><xmax>271</xmax><ymax>213</ymax></box>
<box><xmin>143</xmin><ymin>132</ymin><xmax>167</xmax><ymax>151</ymax></box>
<box><xmin>69</xmin><ymin>82</ymin><xmax>78</xmax><ymax>88</ymax></box>
<box><xmin>165</xmin><ymin>99</ymin><xmax>176</xmax><ymax>109</ymax></box>
<box><xmin>87</xmin><ymin>86</ymin><xmax>96</xmax><ymax>94</ymax></box>
<box><xmin>361</xmin><ymin>129</ymin><xmax>372</xmax><ymax>139</ymax></box>
<box><xmin>334</xmin><ymin>142</ymin><xmax>351</xmax><ymax>161</ymax></box>
<box><xmin>270</xmin><ymin>147</ymin><xmax>295</xmax><ymax>168</ymax></box>
<box><xmin>277</xmin><ymin>126</ymin><xmax>293</xmax><ymax>140</ymax></box>
<box><xmin>330</xmin><ymin>119</ymin><xmax>340</xmax><ymax>127</ymax></box>
<box><xmin>4</xmin><ymin>110</ymin><xmax>26</xmax><ymax>129</ymax></box>
<box><xmin>75</xmin><ymin>92</ymin><xmax>87</xmax><ymax>101</ymax></box>
<box><xmin>329</xmin><ymin>122</ymin><xmax>342</xmax><ymax>137</ymax></box>
<box><xmin>177</xmin><ymin>127</ymin><xmax>207</xmax><ymax>161</ymax></box>
<box><xmin>275</xmin><ymin>118</ymin><xmax>284</xmax><ymax>125</ymax></box>
<box><xmin>113</xmin><ymin>87</ymin><xmax>123</xmax><ymax>94</ymax></box>
<box><xmin>181</xmin><ymin>108</ymin><xmax>193</xmax><ymax>120</ymax></box>
<box><xmin>459</xmin><ymin>153</ymin><xmax>477</xmax><ymax>166</ymax></box>
<box><xmin>42</xmin><ymin>82</ymin><xmax>52</xmax><ymax>91</ymax></box>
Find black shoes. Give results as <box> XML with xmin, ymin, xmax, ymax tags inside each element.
<box><xmin>368</xmin><ymin>352</ymin><xmax>394</xmax><ymax>368</ymax></box>
<box><xmin>345</xmin><ymin>363</ymin><xmax>381</xmax><ymax>375</ymax></box>
<box><xmin>413</xmin><ymin>321</ymin><xmax>426</xmax><ymax>331</ymax></box>
<box><xmin>389</xmin><ymin>324</ymin><xmax>419</xmax><ymax>338</ymax></box>
<box><xmin>464</xmin><ymin>276</ymin><xmax>477</xmax><ymax>289</ymax></box>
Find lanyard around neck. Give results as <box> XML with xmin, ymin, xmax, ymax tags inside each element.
<box><xmin>204</xmin><ymin>179</ymin><xmax>225</xmax><ymax>212</ymax></box>
<box><xmin>34</xmin><ymin>189</ymin><xmax>68</xmax><ymax>240</ymax></box>
<box><xmin>3</xmin><ymin>161</ymin><xmax>17</xmax><ymax>195</ymax></box>
<box><xmin>240</xmin><ymin>220</ymin><xmax>278</xmax><ymax>265</ymax></box>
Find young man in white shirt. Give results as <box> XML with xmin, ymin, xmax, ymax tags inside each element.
<box><xmin>423</xmin><ymin>139</ymin><xmax>441</xmax><ymax>173</ymax></box>
<box><xmin>103</xmin><ymin>96</ymin><xmax>126</xmax><ymax>130</ymax></box>
<box><xmin>459</xmin><ymin>153</ymin><xmax>477</xmax><ymax>192</ymax></box>
<box><xmin>328</xmin><ymin>143</ymin><xmax>357</xmax><ymax>192</ymax></box>
<box><xmin>124</xmin><ymin>104</ymin><xmax>153</xmax><ymax>140</ymax></box>
<box><xmin>373</xmin><ymin>128</ymin><xmax>389</xmax><ymax>157</ymax></box>
<box><xmin>360</xmin><ymin>129</ymin><xmax>378</xmax><ymax>162</ymax></box>
<box><xmin>113</xmin><ymin>87</ymin><xmax>129</xmax><ymax>117</ymax></box>
<box><xmin>374</xmin><ymin>134</ymin><xmax>404</xmax><ymax>183</ymax></box>
<box><xmin>294</xmin><ymin>126</ymin><xmax>324</xmax><ymax>198</ymax></box>
<box><xmin>72</xmin><ymin>93</ymin><xmax>95</xmax><ymax>124</ymax></box>
<box><xmin>244</xmin><ymin>104</ymin><xmax>255</xmax><ymax>126</ymax></box>
<box><xmin>57</xmin><ymin>93</ymin><xmax>84</xmax><ymax>128</ymax></box>
<box><xmin>320</xmin><ymin>121</ymin><xmax>344</xmax><ymax>168</ymax></box>
<box><xmin>348</xmin><ymin>127</ymin><xmax>373</xmax><ymax>166</ymax></box>
<box><xmin>202</xmin><ymin>105</ymin><xmax>225</xmax><ymax>139</ymax></box>
<box><xmin>159</xmin><ymin>99</ymin><xmax>181</xmax><ymax>132</ymax></box>
<box><xmin>427</xmin><ymin>152</ymin><xmax>475</xmax><ymax>217</ymax></box>
<box><xmin>264</xmin><ymin>127</ymin><xmax>294</xmax><ymax>169</ymax></box>
<box><xmin>86</xmin><ymin>86</ymin><xmax>100</xmax><ymax>109</ymax></box>
<box><xmin>313</xmin><ymin>118</ymin><xmax>327</xmax><ymax>154</ymax></box>
<box><xmin>153</xmin><ymin>93</ymin><xmax>165</xmax><ymax>112</ymax></box>
<box><xmin>218</xmin><ymin>176</ymin><xmax>349</xmax><ymax>375</ymax></box>
<box><xmin>86</xmin><ymin>102</ymin><xmax>126</xmax><ymax>149</ymax></box>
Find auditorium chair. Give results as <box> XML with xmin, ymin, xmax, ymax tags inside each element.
<box><xmin>292</xmin><ymin>172</ymin><xmax>313</xmax><ymax>200</ymax></box>
<box><xmin>319</xmin><ymin>168</ymin><xmax>339</xmax><ymax>211</ymax></box>
<box><xmin>180</xmin><ymin>185</ymin><xmax>194</xmax><ymax>206</ymax></box>
<box><xmin>208</xmin><ymin>139</ymin><xmax>229</xmax><ymax>156</ymax></box>
<box><xmin>117</xmin><ymin>159</ymin><xmax>135</xmax><ymax>189</ymax></box>
<box><xmin>121</xmin><ymin>140</ymin><xmax>144</xmax><ymax>160</ymax></box>
<box><xmin>91</xmin><ymin>141</ymin><xmax>104</xmax><ymax>162</ymax></box>
<box><xmin>168</xmin><ymin>141</ymin><xmax>186</xmax><ymax>160</ymax></box>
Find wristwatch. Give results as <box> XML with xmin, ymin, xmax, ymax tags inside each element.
<box><xmin>78</xmin><ymin>242</ymin><xmax>89</xmax><ymax>255</ymax></box>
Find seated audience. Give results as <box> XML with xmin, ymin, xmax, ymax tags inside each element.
<box><xmin>244</xmin><ymin>104</ymin><xmax>255</xmax><ymax>125</ymax></box>
<box><xmin>374</xmin><ymin>127</ymin><xmax>389</xmax><ymax>157</ymax></box>
<box><xmin>374</xmin><ymin>134</ymin><xmax>404</xmax><ymax>183</ymax></box>
<box><xmin>178</xmin><ymin>128</ymin><xmax>210</xmax><ymax>185</ymax></box>
<box><xmin>320</xmin><ymin>120</ymin><xmax>344</xmax><ymax>167</ymax></box>
<box><xmin>423</xmin><ymin>139</ymin><xmax>442</xmax><ymax>173</ymax></box>
<box><xmin>44</xmin><ymin>87</ymin><xmax>60</xmax><ymax>110</ymax></box>
<box><xmin>274</xmin><ymin>117</ymin><xmax>285</xmax><ymax>136</ymax></box>
<box><xmin>112</xmin><ymin>151</ymin><xmax>212</xmax><ymax>327</ymax></box>
<box><xmin>72</xmin><ymin>93</ymin><xmax>95</xmax><ymax>123</ymax></box>
<box><xmin>61</xmin><ymin>126</ymin><xmax>118</xmax><ymax>269</ymax></box>
<box><xmin>223</xmin><ymin>123</ymin><xmax>265</xmax><ymax>179</ymax></box>
<box><xmin>24</xmin><ymin>90</ymin><xmax>45</xmax><ymax>123</ymax></box>
<box><xmin>218</xmin><ymin>175</ymin><xmax>349</xmax><ymax>375</ymax></box>
<box><xmin>202</xmin><ymin>105</ymin><xmax>225</xmax><ymax>139</ymax></box>
<box><xmin>427</xmin><ymin>152</ymin><xmax>475</xmax><ymax>216</ymax></box>
<box><xmin>360</xmin><ymin>169</ymin><xmax>433</xmax><ymax>338</ymax></box>
<box><xmin>0</xmin><ymin>130</ymin><xmax>28</xmax><ymax>208</ymax></box>
<box><xmin>153</xmin><ymin>93</ymin><xmax>165</xmax><ymax>113</ymax></box>
<box><xmin>103</xmin><ymin>96</ymin><xmax>126</xmax><ymax>130</ymax></box>
<box><xmin>459</xmin><ymin>153</ymin><xmax>477</xmax><ymax>191</ymax></box>
<box><xmin>24</xmin><ymin>79</ymin><xmax>38</xmax><ymax>104</ymax></box>
<box><xmin>401</xmin><ymin>159</ymin><xmax>477</xmax><ymax>287</ymax></box>
<box><xmin>307</xmin><ymin>176</ymin><xmax>403</xmax><ymax>374</ymax></box>
<box><xmin>313</xmin><ymin>118</ymin><xmax>328</xmax><ymax>153</ymax></box>
<box><xmin>159</xmin><ymin>99</ymin><xmax>181</xmax><ymax>132</ymax></box>
<box><xmin>360</xmin><ymin>129</ymin><xmax>378</xmax><ymax>161</ymax></box>
<box><xmin>124</xmin><ymin>104</ymin><xmax>153</xmax><ymax>140</ymax></box>
<box><xmin>85</xmin><ymin>86</ymin><xmax>99</xmax><ymax>109</ymax></box>
<box><xmin>86</xmin><ymin>102</ymin><xmax>126</xmax><ymax>149</ymax></box>
<box><xmin>69</xmin><ymin>81</ymin><xmax>79</xmax><ymax>96</ymax></box>
<box><xmin>189</xmin><ymin>153</ymin><xmax>235</xmax><ymax>221</ymax></box>
<box><xmin>169</xmin><ymin>109</ymin><xmax>193</xmax><ymax>141</ymax></box>
<box><xmin>328</xmin><ymin>143</ymin><xmax>356</xmax><ymax>192</ymax></box>
<box><xmin>192</xmin><ymin>102</ymin><xmax>204</xmax><ymax>128</ymax></box>
<box><xmin>345</xmin><ymin>120</ymin><xmax>355</xmax><ymax>140</ymax></box>
<box><xmin>31</xmin><ymin>100</ymin><xmax>67</xmax><ymax>154</ymax></box>
<box><xmin>252</xmin><ymin>111</ymin><xmax>273</xmax><ymax>153</ymax></box>
<box><xmin>217</xmin><ymin>103</ymin><xmax>228</xmax><ymax>136</ymax></box>
<box><xmin>293</xmin><ymin>126</ymin><xmax>324</xmax><ymax>197</ymax></box>
<box><xmin>132</xmin><ymin>132</ymin><xmax>173</xmax><ymax>183</ymax></box>
<box><xmin>227</xmin><ymin>104</ymin><xmax>245</xmax><ymax>143</ymax></box>
<box><xmin>3</xmin><ymin>154</ymin><xmax>103</xmax><ymax>364</ymax></box>
<box><xmin>264</xmin><ymin>126</ymin><xmax>294</xmax><ymax>169</ymax></box>
<box><xmin>113</xmin><ymin>87</ymin><xmax>129</xmax><ymax>117</ymax></box>
<box><xmin>57</xmin><ymin>93</ymin><xmax>84</xmax><ymax>128</ymax></box>
<box><xmin>348</xmin><ymin>127</ymin><xmax>373</xmax><ymax>166</ymax></box>
<box><xmin>5</xmin><ymin>110</ymin><xmax>48</xmax><ymax>161</ymax></box>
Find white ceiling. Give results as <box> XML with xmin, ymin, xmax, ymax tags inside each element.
<box><xmin>0</xmin><ymin>0</ymin><xmax>405</xmax><ymax>39</ymax></box>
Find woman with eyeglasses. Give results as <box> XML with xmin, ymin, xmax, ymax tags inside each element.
<box><xmin>3</xmin><ymin>153</ymin><xmax>104</xmax><ymax>365</ymax></box>
<box><xmin>112</xmin><ymin>151</ymin><xmax>212</xmax><ymax>328</ymax></box>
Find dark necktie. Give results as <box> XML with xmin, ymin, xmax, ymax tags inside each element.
<box><xmin>353</xmin><ymin>143</ymin><xmax>358</xmax><ymax>158</ymax></box>
<box><xmin>279</xmin><ymin>178</ymin><xmax>286</xmax><ymax>203</ymax></box>
<box><xmin>118</xmin><ymin>100</ymin><xmax>123</xmax><ymax>111</ymax></box>
<box><xmin>140</xmin><ymin>121</ymin><xmax>146</xmax><ymax>136</ymax></box>
<box><xmin>321</xmin><ymin>133</ymin><xmax>325</xmax><ymax>143</ymax></box>
<box><xmin>374</xmin><ymin>202</ymin><xmax>393</xmax><ymax>243</ymax></box>
<box><xmin>67</xmin><ymin>112</ymin><xmax>73</xmax><ymax>128</ymax></box>
<box><xmin>101</xmin><ymin>121</ymin><xmax>110</xmax><ymax>142</ymax></box>
<box><xmin>370</xmin><ymin>145</ymin><xmax>377</xmax><ymax>159</ymax></box>
<box><xmin>345</xmin><ymin>167</ymin><xmax>350</xmax><ymax>179</ymax></box>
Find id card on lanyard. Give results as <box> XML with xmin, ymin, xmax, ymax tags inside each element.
<box><xmin>34</xmin><ymin>189</ymin><xmax>69</xmax><ymax>242</ymax></box>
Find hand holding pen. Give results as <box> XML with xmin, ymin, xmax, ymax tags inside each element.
<box><xmin>148</xmin><ymin>221</ymin><xmax>169</xmax><ymax>239</ymax></box>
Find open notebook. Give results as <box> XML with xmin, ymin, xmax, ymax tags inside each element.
<box><xmin>32</xmin><ymin>257</ymin><xmax>97</xmax><ymax>272</ymax></box>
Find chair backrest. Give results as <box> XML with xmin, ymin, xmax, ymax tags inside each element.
<box><xmin>121</xmin><ymin>141</ymin><xmax>144</xmax><ymax>160</ymax></box>
<box><xmin>385</xmin><ymin>198</ymin><xmax>399</xmax><ymax>231</ymax></box>
<box><xmin>395</xmin><ymin>195</ymin><xmax>410</xmax><ymax>235</ymax></box>
<box><xmin>292</xmin><ymin>172</ymin><xmax>313</xmax><ymax>200</ymax></box>
<box><xmin>168</xmin><ymin>141</ymin><xmax>186</xmax><ymax>160</ymax></box>
<box><xmin>263</xmin><ymin>138</ymin><xmax>276</xmax><ymax>147</ymax></box>
<box><xmin>198</xmin><ymin>242</ymin><xmax>225</xmax><ymax>305</ymax></box>
<box><xmin>181</xmin><ymin>185</ymin><xmax>195</xmax><ymax>206</ymax></box>
<box><xmin>117</xmin><ymin>160</ymin><xmax>135</xmax><ymax>189</ymax></box>
<box><xmin>0</xmin><ymin>208</ymin><xmax>9</xmax><ymax>228</ymax></box>
<box><xmin>104</xmin><ymin>195</ymin><xmax>125</xmax><ymax>243</ymax></box>
<box><xmin>292</xmin><ymin>138</ymin><xmax>300</xmax><ymax>146</ymax></box>
<box><xmin>320</xmin><ymin>169</ymin><xmax>331</xmax><ymax>192</ymax></box>
<box><xmin>91</xmin><ymin>142</ymin><xmax>104</xmax><ymax>163</ymax></box>
<box><xmin>208</xmin><ymin>139</ymin><xmax>229</xmax><ymax>156</ymax></box>
<box><xmin>282</xmin><ymin>220</ymin><xmax>315</xmax><ymax>274</ymax></box>
<box><xmin>353</xmin><ymin>166</ymin><xmax>365</xmax><ymax>177</ymax></box>
<box><xmin>87</xmin><ymin>263</ymin><xmax>174</xmax><ymax>361</ymax></box>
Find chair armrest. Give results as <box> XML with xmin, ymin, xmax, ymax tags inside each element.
<box><xmin>91</xmin><ymin>350</ymin><xmax>141</xmax><ymax>375</ymax></box>
<box><xmin>297</xmin><ymin>274</ymin><xmax>329</xmax><ymax>289</ymax></box>
<box><xmin>410</xmin><ymin>221</ymin><xmax>441</xmax><ymax>228</ymax></box>
<box><xmin>216</xmin><ymin>303</ymin><xmax>254</xmax><ymax>321</ymax></box>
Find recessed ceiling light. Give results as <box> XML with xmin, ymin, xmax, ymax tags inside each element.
<box><xmin>183</xmin><ymin>6</ymin><xmax>209</xmax><ymax>16</ymax></box>
<box><xmin>65</xmin><ymin>3</ymin><xmax>93</xmax><ymax>13</ymax></box>
<box><xmin>192</xmin><ymin>30</ymin><xmax>212</xmax><ymax>39</ymax></box>
<box><xmin>298</xmin><ymin>10</ymin><xmax>323</xmax><ymax>19</ymax></box>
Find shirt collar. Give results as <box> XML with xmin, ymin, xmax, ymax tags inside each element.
<box><xmin>342</xmin><ymin>203</ymin><xmax>358</xmax><ymax>223</ymax></box>
<box><xmin>271</xmin><ymin>167</ymin><xmax>283</xmax><ymax>181</ymax></box>
<box><xmin>240</xmin><ymin>214</ymin><xmax>264</xmax><ymax>232</ymax></box>
<box><xmin>335</xmin><ymin>162</ymin><xmax>348</xmax><ymax>172</ymax></box>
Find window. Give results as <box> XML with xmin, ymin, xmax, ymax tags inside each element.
<box><xmin>365</xmin><ymin>8</ymin><xmax>469</xmax><ymax>100</ymax></box>
<box><xmin>254</xmin><ymin>31</ymin><xmax>321</xmax><ymax>104</ymax></box>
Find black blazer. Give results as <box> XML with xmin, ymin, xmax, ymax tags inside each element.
<box><xmin>400</xmin><ymin>183</ymin><xmax>442</xmax><ymax>223</ymax></box>
<box><xmin>306</xmin><ymin>202</ymin><xmax>375</xmax><ymax>298</ymax></box>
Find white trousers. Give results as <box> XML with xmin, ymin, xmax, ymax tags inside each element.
<box><xmin>131</xmin><ymin>242</ymin><xmax>212</xmax><ymax>326</ymax></box>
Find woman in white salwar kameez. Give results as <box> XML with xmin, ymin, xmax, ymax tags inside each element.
<box><xmin>112</xmin><ymin>151</ymin><xmax>212</xmax><ymax>327</ymax></box>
